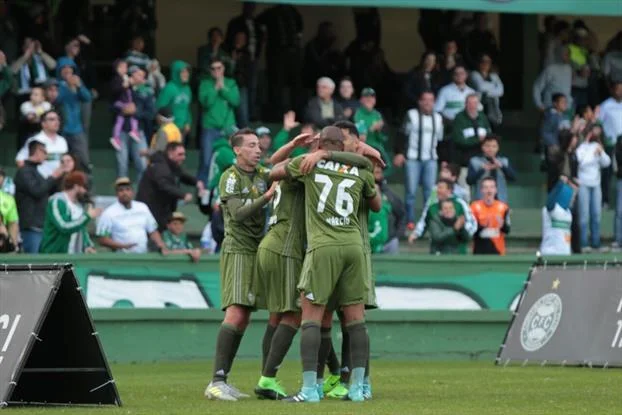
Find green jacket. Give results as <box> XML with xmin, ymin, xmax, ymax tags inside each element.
<box><xmin>354</xmin><ymin>107</ymin><xmax>388</xmax><ymax>151</ymax></box>
<box><xmin>451</xmin><ymin>110</ymin><xmax>491</xmax><ymax>150</ymax></box>
<box><xmin>428</xmin><ymin>215</ymin><xmax>470</xmax><ymax>254</ymax></box>
<box><xmin>271</xmin><ymin>128</ymin><xmax>308</xmax><ymax>158</ymax></box>
<box><xmin>198</xmin><ymin>77</ymin><xmax>239</xmax><ymax>130</ymax></box>
<box><xmin>39</xmin><ymin>192</ymin><xmax>93</xmax><ymax>254</ymax></box>
<box><xmin>207</xmin><ymin>137</ymin><xmax>236</xmax><ymax>191</ymax></box>
<box><xmin>0</xmin><ymin>65</ymin><xmax>12</xmax><ymax>97</ymax></box>
<box><xmin>368</xmin><ymin>193</ymin><xmax>391</xmax><ymax>253</ymax></box>
<box><xmin>156</xmin><ymin>60</ymin><xmax>192</xmax><ymax>131</ymax></box>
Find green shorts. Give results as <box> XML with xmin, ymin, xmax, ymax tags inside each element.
<box><xmin>298</xmin><ymin>244</ymin><xmax>368</xmax><ymax>307</ymax></box>
<box><xmin>256</xmin><ymin>247</ymin><xmax>302</xmax><ymax>313</ymax></box>
<box><xmin>364</xmin><ymin>252</ymin><xmax>378</xmax><ymax>310</ymax></box>
<box><xmin>220</xmin><ymin>251</ymin><xmax>257</xmax><ymax>310</ymax></box>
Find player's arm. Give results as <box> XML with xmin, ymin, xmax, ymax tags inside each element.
<box><xmin>269</xmin><ymin>159</ymin><xmax>291</xmax><ymax>181</ymax></box>
<box><xmin>268</xmin><ymin>133</ymin><xmax>314</xmax><ymax>165</ymax></box>
<box><xmin>363</xmin><ymin>171</ymin><xmax>382</xmax><ymax>212</ymax></box>
<box><xmin>227</xmin><ymin>183</ymin><xmax>278</xmax><ymax>222</ymax></box>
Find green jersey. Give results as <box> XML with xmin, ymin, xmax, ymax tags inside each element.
<box><xmin>287</xmin><ymin>156</ymin><xmax>376</xmax><ymax>250</ymax></box>
<box><xmin>162</xmin><ymin>230</ymin><xmax>193</xmax><ymax>250</ymax></box>
<box><xmin>219</xmin><ymin>164</ymin><xmax>271</xmax><ymax>253</ymax></box>
<box><xmin>259</xmin><ymin>179</ymin><xmax>305</xmax><ymax>259</ymax></box>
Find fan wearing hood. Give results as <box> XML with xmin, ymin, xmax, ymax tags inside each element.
<box><xmin>156</xmin><ymin>60</ymin><xmax>192</xmax><ymax>139</ymax></box>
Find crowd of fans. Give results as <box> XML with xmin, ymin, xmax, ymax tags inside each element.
<box><xmin>0</xmin><ymin>4</ymin><xmax>621</xmax><ymax>258</ymax></box>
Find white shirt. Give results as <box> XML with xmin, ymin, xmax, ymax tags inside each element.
<box><xmin>576</xmin><ymin>141</ymin><xmax>611</xmax><ymax>187</ymax></box>
<box><xmin>16</xmin><ymin>131</ymin><xmax>68</xmax><ymax>178</ymax></box>
<box><xmin>598</xmin><ymin>97</ymin><xmax>622</xmax><ymax>147</ymax></box>
<box><xmin>404</xmin><ymin>109</ymin><xmax>444</xmax><ymax>161</ymax></box>
<box><xmin>434</xmin><ymin>83</ymin><xmax>476</xmax><ymax>120</ymax></box>
<box><xmin>20</xmin><ymin>101</ymin><xmax>51</xmax><ymax>118</ymax></box>
<box><xmin>540</xmin><ymin>205</ymin><xmax>572</xmax><ymax>256</ymax></box>
<box><xmin>96</xmin><ymin>201</ymin><xmax>158</xmax><ymax>253</ymax></box>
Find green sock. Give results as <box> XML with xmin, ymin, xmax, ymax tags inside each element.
<box><xmin>212</xmin><ymin>323</ymin><xmax>243</xmax><ymax>382</ymax></box>
<box><xmin>340</xmin><ymin>328</ymin><xmax>351</xmax><ymax>383</ymax></box>
<box><xmin>262</xmin><ymin>323</ymin><xmax>297</xmax><ymax>377</ymax></box>
<box><xmin>300</xmin><ymin>321</ymin><xmax>321</xmax><ymax>372</ymax></box>
<box><xmin>225</xmin><ymin>329</ymin><xmax>244</xmax><ymax>378</ymax></box>
<box><xmin>261</xmin><ymin>324</ymin><xmax>277</xmax><ymax>373</ymax></box>
<box><xmin>365</xmin><ymin>329</ymin><xmax>370</xmax><ymax>378</ymax></box>
<box><xmin>316</xmin><ymin>327</ymin><xmax>332</xmax><ymax>379</ymax></box>
<box><xmin>327</xmin><ymin>342</ymin><xmax>340</xmax><ymax>375</ymax></box>
<box><xmin>346</xmin><ymin>320</ymin><xmax>369</xmax><ymax>371</ymax></box>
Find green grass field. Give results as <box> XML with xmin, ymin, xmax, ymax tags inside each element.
<box><xmin>9</xmin><ymin>360</ymin><xmax>622</xmax><ymax>414</ymax></box>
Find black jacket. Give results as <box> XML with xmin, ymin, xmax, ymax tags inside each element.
<box><xmin>14</xmin><ymin>160</ymin><xmax>58</xmax><ymax>230</ymax></box>
<box><xmin>380</xmin><ymin>181</ymin><xmax>406</xmax><ymax>240</ymax></box>
<box><xmin>136</xmin><ymin>152</ymin><xmax>197</xmax><ymax>231</ymax></box>
<box><xmin>225</xmin><ymin>15</ymin><xmax>264</xmax><ymax>59</ymax></box>
<box><xmin>303</xmin><ymin>97</ymin><xmax>345</xmax><ymax>129</ymax></box>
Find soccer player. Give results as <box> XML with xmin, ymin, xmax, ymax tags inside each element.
<box><xmin>254</xmin><ymin>132</ymin><xmax>375</xmax><ymax>400</ymax></box>
<box><xmin>205</xmin><ymin>128</ymin><xmax>277</xmax><ymax>401</ymax></box>
<box><xmin>270</xmin><ymin>126</ymin><xmax>381</xmax><ymax>403</ymax></box>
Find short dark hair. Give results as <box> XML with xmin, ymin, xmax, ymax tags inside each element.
<box><xmin>437</xmin><ymin>178</ymin><xmax>454</xmax><ymax>191</ymax></box>
<box><xmin>208</xmin><ymin>27</ymin><xmax>224</xmax><ymax>40</ymax></box>
<box><xmin>40</xmin><ymin>109</ymin><xmax>59</xmax><ymax>124</ymax></box>
<box><xmin>301</xmin><ymin>123</ymin><xmax>318</xmax><ymax>133</ymax></box>
<box><xmin>443</xmin><ymin>163</ymin><xmax>460</xmax><ymax>178</ymax></box>
<box><xmin>482</xmin><ymin>135</ymin><xmax>500</xmax><ymax>145</ymax></box>
<box><xmin>481</xmin><ymin>176</ymin><xmax>497</xmax><ymax>187</ymax></box>
<box><xmin>419</xmin><ymin>89</ymin><xmax>435</xmax><ymax>100</ymax></box>
<box><xmin>440</xmin><ymin>199</ymin><xmax>454</xmax><ymax>209</ymax></box>
<box><xmin>229</xmin><ymin>127</ymin><xmax>256</xmax><ymax>148</ymax></box>
<box><xmin>552</xmin><ymin>93</ymin><xmax>566</xmax><ymax>104</ymax></box>
<box><xmin>333</xmin><ymin>120</ymin><xmax>359</xmax><ymax>138</ymax></box>
<box><xmin>454</xmin><ymin>64</ymin><xmax>467</xmax><ymax>73</ymax></box>
<box><xmin>165</xmin><ymin>142</ymin><xmax>184</xmax><ymax>153</ymax></box>
<box><xmin>28</xmin><ymin>140</ymin><xmax>45</xmax><ymax>156</ymax></box>
<box><xmin>210</xmin><ymin>56</ymin><xmax>224</xmax><ymax>66</ymax></box>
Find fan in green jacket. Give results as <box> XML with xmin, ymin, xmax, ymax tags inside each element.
<box><xmin>156</xmin><ymin>60</ymin><xmax>192</xmax><ymax>134</ymax></box>
<box><xmin>207</xmin><ymin>135</ymin><xmax>237</xmax><ymax>191</ymax></box>
<box><xmin>451</xmin><ymin>100</ymin><xmax>492</xmax><ymax>166</ymax></box>
<box><xmin>427</xmin><ymin>200</ymin><xmax>470</xmax><ymax>254</ymax></box>
<box><xmin>368</xmin><ymin>193</ymin><xmax>391</xmax><ymax>253</ymax></box>
<box><xmin>39</xmin><ymin>172</ymin><xmax>96</xmax><ymax>254</ymax></box>
<box><xmin>354</xmin><ymin>88</ymin><xmax>391</xmax><ymax>172</ymax></box>
<box><xmin>269</xmin><ymin>111</ymin><xmax>315</xmax><ymax>159</ymax></box>
<box><xmin>198</xmin><ymin>71</ymin><xmax>239</xmax><ymax>132</ymax></box>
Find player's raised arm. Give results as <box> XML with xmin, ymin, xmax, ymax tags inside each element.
<box><xmin>268</xmin><ymin>133</ymin><xmax>314</xmax><ymax>165</ymax></box>
<box><xmin>362</xmin><ymin>170</ymin><xmax>382</xmax><ymax>212</ymax></box>
<box><xmin>269</xmin><ymin>160</ymin><xmax>291</xmax><ymax>181</ymax></box>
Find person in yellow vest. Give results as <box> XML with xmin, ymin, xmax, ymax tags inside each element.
<box><xmin>141</xmin><ymin>108</ymin><xmax>182</xmax><ymax>158</ymax></box>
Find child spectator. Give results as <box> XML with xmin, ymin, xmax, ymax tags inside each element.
<box><xmin>354</xmin><ymin>87</ymin><xmax>390</xmax><ymax>170</ymax></box>
<box><xmin>427</xmin><ymin>199</ymin><xmax>470</xmax><ymax>255</ymax></box>
<box><xmin>576</xmin><ymin>124</ymin><xmax>611</xmax><ymax>252</ymax></box>
<box><xmin>467</xmin><ymin>135</ymin><xmax>516</xmax><ymax>203</ymax></box>
<box><xmin>470</xmin><ymin>177</ymin><xmax>510</xmax><ymax>255</ymax></box>
<box><xmin>163</xmin><ymin>212</ymin><xmax>201</xmax><ymax>262</ymax></box>
<box><xmin>540</xmin><ymin>177</ymin><xmax>577</xmax><ymax>256</ymax></box>
<box><xmin>110</xmin><ymin>63</ymin><xmax>141</xmax><ymax>151</ymax></box>
<box><xmin>20</xmin><ymin>86</ymin><xmax>51</xmax><ymax>139</ymax></box>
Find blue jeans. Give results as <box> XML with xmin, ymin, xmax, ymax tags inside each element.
<box><xmin>578</xmin><ymin>185</ymin><xmax>602</xmax><ymax>248</ymax></box>
<box><xmin>237</xmin><ymin>87</ymin><xmax>249</xmax><ymax>128</ymax></box>
<box><xmin>115</xmin><ymin>131</ymin><xmax>147</xmax><ymax>183</ymax></box>
<box><xmin>198</xmin><ymin>128</ymin><xmax>223</xmax><ymax>184</ymax></box>
<box><xmin>405</xmin><ymin>159</ymin><xmax>438</xmax><ymax>223</ymax></box>
<box><xmin>615</xmin><ymin>180</ymin><xmax>622</xmax><ymax>245</ymax></box>
<box><xmin>21</xmin><ymin>229</ymin><xmax>43</xmax><ymax>253</ymax></box>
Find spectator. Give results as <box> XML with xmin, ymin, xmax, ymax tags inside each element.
<box><xmin>206</xmin><ymin>127</ymin><xmax>237</xmax><ymax>194</ymax></box>
<box><xmin>256</xmin><ymin>4</ymin><xmax>304</xmax><ymax>119</ymax></box>
<box><xmin>470</xmin><ymin>54</ymin><xmax>504</xmax><ymax>127</ymax></box>
<box><xmin>543</xmin><ymin>20</ymin><xmax>571</xmax><ymax>68</ymax></box>
<box><xmin>0</xmin><ymin>167</ymin><xmax>19</xmax><ymax>253</ymax></box>
<box><xmin>533</xmin><ymin>46</ymin><xmax>573</xmax><ymax>112</ymax></box>
<box><xmin>197</xmin><ymin>27</ymin><xmax>231</xmax><ymax>79</ymax></box>
<box><xmin>437</xmin><ymin>39</ymin><xmax>464</xmax><ymax>86</ymax></box>
<box><xmin>599</xmin><ymin>80</ymin><xmax>622</xmax><ymax>208</ymax></box>
<box><xmin>440</xmin><ymin>162</ymin><xmax>469</xmax><ymax>201</ymax></box>
<box><xmin>539</xmin><ymin>16</ymin><xmax>557</xmax><ymax>68</ymax></box>
<box><xmin>576</xmin><ymin>124</ymin><xmax>611</xmax><ymax>252</ymax></box>
<box><xmin>113</xmin><ymin>67</ymin><xmax>151</xmax><ymax>182</ymax></box>
<box><xmin>540</xmin><ymin>177</ymin><xmax>577</xmax><ymax>255</ymax></box>
<box><xmin>354</xmin><ymin>87</ymin><xmax>389</xmax><ymax>165</ymax></box>
<box><xmin>146</xmin><ymin>59</ymin><xmax>166</xmax><ymax>96</ymax></box>
<box><xmin>467</xmin><ymin>136</ymin><xmax>516</xmax><ymax>203</ymax></box>
<box><xmin>62</xmin><ymin>35</ymin><xmax>98</xmax><ymax>138</ymax></box>
<box><xmin>0</xmin><ymin>49</ymin><xmax>11</xmax><ymax>131</ymax></box>
<box><xmin>434</xmin><ymin>65</ymin><xmax>475</xmax><ymax>122</ymax></box>
<box><xmin>336</xmin><ymin>77</ymin><xmax>359</xmax><ymax>120</ymax></box>
<box><xmin>155</xmin><ymin>60</ymin><xmax>192</xmax><ymax>142</ymax></box>
<box><xmin>470</xmin><ymin>177</ymin><xmax>510</xmax><ymax>255</ymax></box>
<box><xmin>302</xmin><ymin>21</ymin><xmax>346</xmax><ymax>92</ymax></box>
<box><xmin>304</xmin><ymin>77</ymin><xmax>344</xmax><ymax>129</ymax></box>
<box><xmin>197</xmin><ymin>57</ymin><xmax>240</xmax><ymax>184</ymax></box>
<box><xmin>464</xmin><ymin>13</ymin><xmax>499</xmax><ymax>69</ymax></box>
<box><xmin>568</xmin><ymin>29</ymin><xmax>591</xmax><ymax>110</ymax></box>
<box><xmin>426</xmin><ymin>199</ymin><xmax>470</xmax><ymax>255</ymax></box>
<box><xmin>110</xmin><ymin>65</ymin><xmax>141</xmax><ymax>152</ymax></box>
<box><xmin>602</xmin><ymin>31</ymin><xmax>622</xmax><ymax>83</ymax></box>
<box><xmin>43</xmin><ymin>78</ymin><xmax>59</xmax><ymax>109</ymax></box>
<box><xmin>16</xmin><ymin>110</ymin><xmax>68</xmax><ymax>178</ymax></box>
<box><xmin>256</xmin><ymin>126</ymin><xmax>272</xmax><ymax>166</ymax></box>
<box><xmin>14</xmin><ymin>140</ymin><xmax>65</xmax><ymax>253</ymax></box>
<box><xmin>230</xmin><ymin>31</ymin><xmax>252</xmax><ymax>127</ymax></box>
<box><xmin>137</xmin><ymin>142</ymin><xmax>205</xmax><ymax>232</ymax></box>
<box><xmin>405</xmin><ymin>51</ymin><xmax>441</xmax><ymax>108</ymax></box>
<box><xmin>225</xmin><ymin>1</ymin><xmax>263</xmax><ymax>120</ymax></box>
<box><xmin>19</xmin><ymin>86</ymin><xmax>51</xmax><ymax>141</ymax></box>
<box><xmin>368</xmin><ymin>187</ymin><xmax>391</xmax><ymax>254</ymax></box>
<box><xmin>542</xmin><ymin>93</ymin><xmax>572</xmax><ymax>187</ymax></box>
<box><xmin>374</xmin><ymin>164</ymin><xmax>406</xmax><ymax>254</ymax></box>
<box><xmin>39</xmin><ymin>171</ymin><xmax>101</xmax><ymax>254</ymax></box>
<box><xmin>270</xmin><ymin>112</ymin><xmax>315</xmax><ymax>159</ymax></box>
<box><xmin>163</xmin><ymin>211</ymin><xmax>201</xmax><ymax>262</ymax></box>
<box><xmin>452</xmin><ymin>94</ymin><xmax>491</xmax><ymax>168</ymax></box>
<box><xmin>144</xmin><ymin>108</ymin><xmax>182</xmax><ymax>155</ymax></box>
<box><xmin>56</xmin><ymin>57</ymin><xmax>91</xmax><ymax>172</ymax></box>
<box><xmin>0</xmin><ymin>168</ymin><xmax>14</xmax><ymax>196</ymax></box>
<box><xmin>394</xmin><ymin>90</ymin><xmax>444</xmax><ymax>227</ymax></box>
<box><xmin>96</xmin><ymin>177</ymin><xmax>167</xmax><ymax>254</ymax></box>
<box><xmin>410</xmin><ymin>178</ymin><xmax>477</xmax><ymax>243</ymax></box>
<box><xmin>125</xmin><ymin>35</ymin><xmax>151</xmax><ymax>70</ymax></box>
